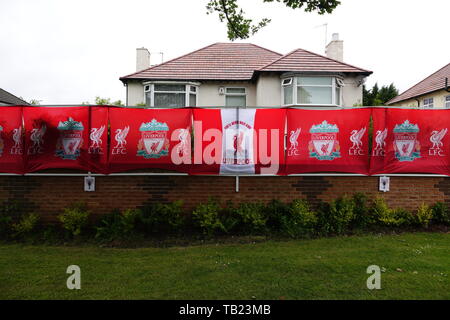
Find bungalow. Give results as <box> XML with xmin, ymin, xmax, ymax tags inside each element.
<box><xmin>120</xmin><ymin>34</ymin><xmax>372</xmax><ymax>108</ymax></box>
<box><xmin>387</xmin><ymin>62</ymin><xmax>450</xmax><ymax>109</ymax></box>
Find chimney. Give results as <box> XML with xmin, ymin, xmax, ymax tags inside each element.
<box><xmin>136</xmin><ymin>47</ymin><xmax>150</xmax><ymax>72</ymax></box>
<box><xmin>325</xmin><ymin>33</ymin><xmax>344</xmax><ymax>62</ymax></box>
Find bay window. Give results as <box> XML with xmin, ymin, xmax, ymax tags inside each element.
<box><xmin>144</xmin><ymin>83</ymin><xmax>198</xmax><ymax>107</ymax></box>
<box><xmin>282</xmin><ymin>76</ymin><xmax>343</xmax><ymax>106</ymax></box>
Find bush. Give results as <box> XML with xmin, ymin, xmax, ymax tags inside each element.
<box><xmin>431</xmin><ymin>202</ymin><xmax>450</xmax><ymax>225</ymax></box>
<box><xmin>11</xmin><ymin>213</ymin><xmax>40</xmax><ymax>238</ymax></box>
<box><xmin>264</xmin><ymin>199</ymin><xmax>289</xmax><ymax>231</ymax></box>
<box><xmin>280</xmin><ymin>199</ymin><xmax>317</xmax><ymax>238</ymax></box>
<box><xmin>0</xmin><ymin>200</ymin><xmax>22</xmax><ymax>238</ymax></box>
<box><xmin>415</xmin><ymin>203</ymin><xmax>433</xmax><ymax>228</ymax></box>
<box><xmin>138</xmin><ymin>200</ymin><xmax>185</xmax><ymax>235</ymax></box>
<box><xmin>58</xmin><ymin>202</ymin><xmax>90</xmax><ymax>237</ymax></box>
<box><xmin>352</xmin><ymin>193</ymin><xmax>373</xmax><ymax>228</ymax></box>
<box><xmin>318</xmin><ymin>196</ymin><xmax>355</xmax><ymax>235</ymax></box>
<box><xmin>192</xmin><ymin>198</ymin><xmax>225</xmax><ymax>236</ymax></box>
<box><xmin>371</xmin><ymin>197</ymin><xmax>413</xmax><ymax>227</ymax></box>
<box><xmin>235</xmin><ymin>202</ymin><xmax>267</xmax><ymax>234</ymax></box>
<box><xmin>96</xmin><ymin>208</ymin><xmax>140</xmax><ymax>241</ymax></box>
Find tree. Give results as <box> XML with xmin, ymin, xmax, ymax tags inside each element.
<box><xmin>81</xmin><ymin>97</ymin><xmax>124</xmax><ymax>106</ymax></box>
<box><xmin>207</xmin><ymin>0</ymin><xmax>341</xmax><ymax>40</ymax></box>
<box><xmin>363</xmin><ymin>83</ymin><xmax>399</xmax><ymax>106</ymax></box>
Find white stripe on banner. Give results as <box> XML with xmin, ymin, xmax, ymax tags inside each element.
<box><xmin>220</xmin><ymin>108</ymin><xmax>256</xmax><ymax>174</ymax></box>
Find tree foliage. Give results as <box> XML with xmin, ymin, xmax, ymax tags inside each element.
<box><xmin>81</xmin><ymin>96</ymin><xmax>124</xmax><ymax>106</ymax></box>
<box><xmin>363</xmin><ymin>83</ymin><xmax>399</xmax><ymax>106</ymax></box>
<box><xmin>207</xmin><ymin>0</ymin><xmax>341</xmax><ymax>40</ymax></box>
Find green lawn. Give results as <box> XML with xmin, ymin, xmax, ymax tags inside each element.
<box><xmin>0</xmin><ymin>232</ymin><xmax>448</xmax><ymax>300</ymax></box>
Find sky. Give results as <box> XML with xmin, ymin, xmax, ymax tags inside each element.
<box><xmin>0</xmin><ymin>0</ymin><xmax>449</xmax><ymax>105</ymax></box>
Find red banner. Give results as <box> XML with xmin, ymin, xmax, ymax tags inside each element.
<box><xmin>24</xmin><ymin>107</ymin><xmax>90</xmax><ymax>172</ymax></box>
<box><xmin>379</xmin><ymin>108</ymin><xmax>450</xmax><ymax>175</ymax></box>
<box><xmin>108</xmin><ymin>107</ymin><xmax>192</xmax><ymax>173</ymax></box>
<box><xmin>0</xmin><ymin>107</ymin><xmax>24</xmax><ymax>174</ymax></box>
<box><xmin>286</xmin><ymin>108</ymin><xmax>371</xmax><ymax>174</ymax></box>
<box><xmin>191</xmin><ymin>108</ymin><xmax>285</xmax><ymax>175</ymax></box>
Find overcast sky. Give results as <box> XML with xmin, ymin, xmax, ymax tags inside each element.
<box><xmin>1</xmin><ymin>0</ymin><xmax>449</xmax><ymax>105</ymax></box>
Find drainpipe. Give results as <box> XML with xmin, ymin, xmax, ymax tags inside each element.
<box><xmin>415</xmin><ymin>98</ymin><xmax>420</xmax><ymax>108</ymax></box>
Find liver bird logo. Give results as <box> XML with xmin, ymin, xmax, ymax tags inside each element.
<box><xmin>12</xmin><ymin>127</ymin><xmax>22</xmax><ymax>149</ymax></box>
<box><xmin>30</xmin><ymin>124</ymin><xmax>46</xmax><ymax>150</ymax></box>
<box><xmin>430</xmin><ymin>128</ymin><xmax>447</xmax><ymax>150</ymax></box>
<box><xmin>114</xmin><ymin>126</ymin><xmax>130</xmax><ymax>149</ymax></box>
<box><xmin>90</xmin><ymin>125</ymin><xmax>105</xmax><ymax>149</ymax></box>
<box><xmin>375</xmin><ymin>128</ymin><xmax>388</xmax><ymax>150</ymax></box>
<box><xmin>177</xmin><ymin>128</ymin><xmax>189</xmax><ymax>156</ymax></box>
<box><xmin>321</xmin><ymin>142</ymin><xmax>330</xmax><ymax>155</ymax></box>
<box><xmin>350</xmin><ymin>127</ymin><xmax>366</xmax><ymax>150</ymax></box>
<box><xmin>233</xmin><ymin>131</ymin><xmax>244</xmax><ymax>155</ymax></box>
<box><xmin>289</xmin><ymin>128</ymin><xmax>301</xmax><ymax>151</ymax></box>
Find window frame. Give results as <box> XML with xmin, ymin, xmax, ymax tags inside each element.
<box><xmin>445</xmin><ymin>95</ymin><xmax>450</xmax><ymax>109</ymax></box>
<box><xmin>143</xmin><ymin>81</ymin><xmax>199</xmax><ymax>108</ymax></box>
<box><xmin>281</xmin><ymin>75</ymin><xmax>343</xmax><ymax>107</ymax></box>
<box><xmin>423</xmin><ymin>97</ymin><xmax>434</xmax><ymax>109</ymax></box>
<box><xmin>225</xmin><ymin>87</ymin><xmax>247</xmax><ymax>107</ymax></box>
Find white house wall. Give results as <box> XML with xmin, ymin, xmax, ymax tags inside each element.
<box><xmin>126</xmin><ymin>75</ymin><xmax>364</xmax><ymax>107</ymax></box>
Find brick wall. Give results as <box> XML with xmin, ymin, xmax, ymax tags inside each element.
<box><xmin>0</xmin><ymin>175</ymin><xmax>448</xmax><ymax>222</ymax></box>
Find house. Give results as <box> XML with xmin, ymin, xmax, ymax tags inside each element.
<box><xmin>0</xmin><ymin>88</ymin><xmax>30</xmax><ymax>106</ymax></box>
<box><xmin>387</xmin><ymin>63</ymin><xmax>450</xmax><ymax>109</ymax></box>
<box><xmin>120</xmin><ymin>34</ymin><xmax>372</xmax><ymax>108</ymax></box>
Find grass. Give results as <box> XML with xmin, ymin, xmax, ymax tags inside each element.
<box><xmin>0</xmin><ymin>232</ymin><xmax>448</xmax><ymax>300</ymax></box>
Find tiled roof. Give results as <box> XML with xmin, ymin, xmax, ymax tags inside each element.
<box><xmin>387</xmin><ymin>63</ymin><xmax>450</xmax><ymax>105</ymax></box>
<box><xmin>0</xmin><ymin>88</ymin><xmax>29</xmax><ymax>105</ymax></box>
<box><xmin>120</xmin><ymin>43</ymin><xmax>282</xmax><ymax>81</ymax></box>
<box><xmin>257</xmin><ymin>48</ymin><xmax>372</xmax><ymax>74</ymax></box>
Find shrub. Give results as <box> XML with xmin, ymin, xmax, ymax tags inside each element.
<box><xmin>95</xmin><ymin>208</ymin><xmax>140</xmax><ymax>241</ymax></box>
<box><xmin>0</xmin><ymin>200</ymin><xmax>22</xmax><ymax>238</ymax></box>
<box><xmin>415</xmin><ymin>203</ymin><xmax>433</xmax><ymax>228</ymax></box>
<box><xmin>431</xmin><ymin>202</ymin><xmax>450</xmax><ymax>225</ymax></box>
<box><xmin>318</xmin><ymin>196</ymin><xmax>355</xmax><ymax>235</ymax></box>
<box><xmin>58</xmin><ymin>202</ymin><xmax>90</xmax><ymax>237</ymax></box>
<box><xmin>371</xmin><ymin>197</ymin><xmax>413</xmax><ymax>227</ymax></box>
<box><xmin>11</xmin><ymin>213</ymin><xmax>40</xmax><ymax>238</ymax></box>
<box><xmin>352</xmin><ymin>193</ymin><xmax>373</xmax><ymax>228</ymax></box>
<box><xmin>280</xmin><ymin>199</ymin><xmax>317</xmax><ymax>238</ymax></box>
<box><xmin>192</xmin><ymin>199</ymin><xmax>225</xmax><ymax>236</ymax></box>
<box><xmin>235</xmin><ymin>202</ymin><xmax>267</xmax><ymax>234</ymax></box>
<box><xmin>264</xmin><ymin>199</ymin><xmax>289</xmax><ymax>231</ymax></box>
<box><xmin>138</xmin><ymin>200</ymin><xmax>185</xmax><ymax>235</ymax></box>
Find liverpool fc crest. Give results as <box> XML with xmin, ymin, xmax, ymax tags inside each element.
<box><xmin>55</xmin><ymin>117</ymin><xmax>84</xmax><ymax>160</ymax></box>
<box><xmin>309</xmin><ymin>121</ymin><xmax>340</xmax><ymax>160</ymax></box>
<box><xmin>137</xmin><ymin>119</ymin><xmax>169</xmax><ymax>159</ymax></box>
<box><xmin>393</xmin><ymin>120</ymin><xmax>420</xmax><ymax>161</ymax></box>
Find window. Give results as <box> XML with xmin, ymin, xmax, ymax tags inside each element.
<box><xmin>423</xmin><ymin>98</ymin><xmax>434</xmax><ymax>109</ymax></box>
<box><xmin>446</xmin><ymin>96</ymin><xmax>450</xmax><ymax>109</ymax></box>
<box><xmin>225</xmin><ymin>87</ymin><xmax>246</xmax><ymax>107</ymax></box>
<box><xmin>282</xmin><ymin>76</ymin><xmax>343</xmax><ymax>106</ymax></box>
<box><xmin>282</xmin><ymin>78</ymin><xmax>293</xmax><ymax>105</ymax></box>
<box><xmin>144</xmin><ymin>83</ymin><xmax>198</xmax><ymax>107</ymax></box>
